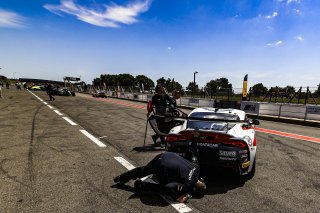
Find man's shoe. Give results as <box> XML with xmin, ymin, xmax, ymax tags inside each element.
<box><xmin>114</xmin><ymin>175</ymin><xmax>128</xmax><ymax>184</ymax></box>
<box><xmin>114</xmin><ymin>176</ymin><xmax>122</xmax><ymax>183</ymax></box>
<box><xmin>151</xmin><ymin>135</ymin><xmax>158</xmax><ymax>144</ymax></box>
<box><xmin>134</xmin><ymin>179</ymin><xmax>143</xmax><ymax>194</ymax></box>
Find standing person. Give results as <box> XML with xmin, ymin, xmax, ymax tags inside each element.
<box><xmin>6</xmin><ymin>81</ymin><xmax>10</xmax><ymax>89</ymax></box>
<box><xmin>169</xmin><ymin>90</ymin><xmax>181</xmax><ymax>114</ymax></box>
<box><xmin>0</xmin><ymin>81</ymin><xmax>3</xmax><ymax>99</ymax></box>
<box><xmin>149</xmin><ymin>84</ymin><xmax>175</xmax><ymax>146</ymax></box>
<box><xmin>46</xmin><ymin>83</ymin><xmax>55</xmax><ymax>101</ymax></box>
<box><xmin>114</xmin><ymin>152</ymin><xmax>206</xmax><ymax>203</ymax></box>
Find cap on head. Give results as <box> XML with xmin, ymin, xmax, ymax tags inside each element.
<box><xmin>155</xmin><ymin>84</ymin><xmax>163</xmax><ymax>93</ymax></box>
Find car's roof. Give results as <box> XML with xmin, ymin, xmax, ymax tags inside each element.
<box><xmin>190</xmin><ymin>107</ymin><xmax>246</xmax><ymax>120</ymax></box>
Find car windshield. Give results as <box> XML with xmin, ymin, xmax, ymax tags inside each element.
<box><xmin>187</xmin><ymin>112</ymin><xmax>239</xmax><ymax>131</ymax></box>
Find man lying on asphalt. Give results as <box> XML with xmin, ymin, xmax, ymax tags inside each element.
<box><xmin>114</xmin><ymin>152</ymin><xmax>206</xmax><ymax>203</ymax></box>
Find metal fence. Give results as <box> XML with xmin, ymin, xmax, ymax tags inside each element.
<box><xmin>83</xmin><ymin>89</ymin><xmax>320</xmax><ymax>122</ymax></box>
<box><xmin>77</xmin><ymin>85</ymin><xmax>319</xmax><ymax>105</ymax></box>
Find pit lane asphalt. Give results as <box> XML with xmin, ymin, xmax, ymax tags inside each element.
<box><xmin>1</xmin><ymin>89</ymin><xmax>319</xmax><ymax>213</ymax></box>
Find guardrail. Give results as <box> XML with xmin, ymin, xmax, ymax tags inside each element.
<box><xmin>240</xmin><ymin>101</ymin><xmax>320</xmax><ymax>122</ymax></box>
<box><xmin>103</xmin><ymin>91</ymin><xmax>320</xmax><ymax>123</ymax></box>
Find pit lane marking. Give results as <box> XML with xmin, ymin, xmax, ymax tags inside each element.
<box><xmin>114</xmin><ymin>157</ymin><xmax>193</xmax><ymax>213</ymax></box>
<box><xmin>62</xmin><ymin>117</ymin><xmax>77</xmax><ymax>126</ymax></box>
<box><xmin>54</xmin><ymin>109</ymin><xmax>63</xmax><ymax>116</ymax></box>
<box><xmin>256</xmin><ymin>127</ymin><xmax>320</xmax><ymax>144</ymax></box>
<box><xmin>80</xmin><ymin>130</ymin><xmax>107</xmax><ymax>147</ymax></box>
<box><xmin>28</xmin><ymin>90</ymin><xmax>108</xmax><ymax>148</ymax></box>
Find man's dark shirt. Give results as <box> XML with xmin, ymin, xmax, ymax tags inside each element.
<box><xmin>152</xmin><ymin>94</ymin><xmax>175</xmax><ymax>115</ymax></box>
<box><xmin>46</xmin><ymin>84</ymin><xmax>52</xmax><ymax>93</ymax></box>
<box><xmin>154</xmin><ymin>152</ymin><xmax>199</xmax><ymax>198</ymax></box>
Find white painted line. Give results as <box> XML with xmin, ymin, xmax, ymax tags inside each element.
<box><xmin>114</xmin><ymin>157</ymin><xmax>136</xmax><ymax>170</ymax></box>
<box><xmin>114</xmin><ymin>157</ymin><xmax>193</xmax><ymax>213</ymax></box>
<box><xmin>47</xmin><ymin>105</ymin><xmax>54</xmax><ymax>109</ymax></box>
<box><xmin>80</xmin><ymin>130</ymin><xmax>106</xmax><ymax>147</ymax></box>
<box><xmin>62</xmin><ymin>117</ymin><xmax>77</xmax><ymax>126</ymax></box>
<box><xmin>54</xmin><ymin>110</ymin><xmax>63</xmax><ymax>116</ymax></box>
<box><xmin>43</xmin><ymin>102</ymin><xmax>48</xmax><ymax>105</ymax></box>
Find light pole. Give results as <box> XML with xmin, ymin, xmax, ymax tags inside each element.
<box><xmin>13</xmin><ymin>72</ymin><xmax>16</xmax><ymax>80</ymax></box>
<box><xmin>193</xmin><ymin>71</ymin><xmax>198</xmax><ymax>97</ymax></box>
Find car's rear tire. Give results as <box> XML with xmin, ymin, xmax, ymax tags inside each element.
<box><xmin>245</xmin><ymin>158</ymin><xmax>256</xmax><ymax>180</ymax></box>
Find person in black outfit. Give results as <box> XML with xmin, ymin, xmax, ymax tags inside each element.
<box><xmin>114</xmin><ymin>152</ymin><xmax>206</xmax><ymax>203</ymax></box>
<box><xmin>46</xmin><ymin>83</ymin><xmax>55</xmax><ymax>101</ymax></box>
<box><xmin>149</xmin><ymin>85</ymin><xmax>175</xmax><ymax>146</ymax></box>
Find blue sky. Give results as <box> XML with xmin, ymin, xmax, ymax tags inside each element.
<box><xmin>1</xmin><ymin>0</ymin><xmax>320</xmax><ymax>88</ymax></box>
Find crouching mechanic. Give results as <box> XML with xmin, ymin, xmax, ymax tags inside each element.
<box><xmin>114</xmin><ymin>152</ymin><xmax>206</xmax><ymax>203</ymax></box>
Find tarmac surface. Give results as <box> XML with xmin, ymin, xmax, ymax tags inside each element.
<box><xmin>0</xmin><ymin>88</ymin><xmax>319</xmax><ymax>213</ymax></box>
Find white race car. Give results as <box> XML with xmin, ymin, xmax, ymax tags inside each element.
<box><xmin>165</xmin><ymin>107</ymin><xmax>259</xmax><ymax>178</ymax></box>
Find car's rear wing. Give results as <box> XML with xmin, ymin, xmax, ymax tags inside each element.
<box><xmin>148</xmin><ymin>113</ymin><xmax>259</xmax><ymax>137</ymax></box>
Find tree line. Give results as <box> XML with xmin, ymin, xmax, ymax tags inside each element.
<box><xmin>92</xmin><ymin>74</ymin><xmax>233</xmax><ymax>92</ymax></box>
<box><xmin>92</xmin><ymin>73</ymin><xmax>320</xmax><ymax>98</ymax></box>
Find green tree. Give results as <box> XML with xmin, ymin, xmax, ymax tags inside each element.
<box><xmin>206</xmin><ymin>78</ymin><xmax>232</xmax><ymax>90</ymax></box>
<box><xmin>284</xmin><ymin>85</ymin><xmax>296</xmax><ymax>98</ymax></box>
<box><xmin>173</xmin><ymin>81</ymin><xmax>183</xmax><ymax>92</ymax></box>
<box><xmin>314</xmin><ymin>84</ymin><xmax>320</xmax><ymax>98</ymax></box>
<box><xmin>117</xmin><ymin>74</ymin><xmax>135</xmax><ymax>87</ymax></box>
<box><xmin>135</xmin><ymin>75</ymin><xmax>154</xmax><ymax>88</ymax></box>
<box><xmin>92</xmin><ymin>77</ymin><xmax>102</xmax><ymax>87</ymax></box>
<box><xmin>156</xmin><ymin>77</ymin><xmax>183</xmax><ymax>92</ymax></box>
<box><xmin>251</xmin><ymin>83</ymin><xmax>268</xmax><ymax>97</ymax></box>
<box><xmin>186</xmin><ymin>82</ymin><xmax>199</xmax><ymax>92</ymax></box>
<box><xmin>205</xmin><ymin>77</ymin><xmax>232</xmax><ymax>94</ymax></box>
<box><xmin>100</xmin><ymin>74</ymin><xmax>117</xmax><ymax>86</ymax></box>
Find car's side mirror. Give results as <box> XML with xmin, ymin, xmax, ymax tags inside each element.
<box><xmin>249</xmin><ymin>119</ymin><xmax>260</xmax><ymax>125</ymax></box>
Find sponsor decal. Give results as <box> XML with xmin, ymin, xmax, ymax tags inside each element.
<box><xmin>197</xmin><ymin>143</ymin><xmax>218</xmax><ymax>148</ymax></box>
<box><xmin>220</xmin><ymin>157</ymin><xmax>236</xmax><ymax>161</ymax></box>
<box><xmin>307</xmin><ymin>106</ymin><xmax>320</xmax><ymax>115</ymax></box>
<box><xmin>188</xmin><ymin>168</ymin><xmax>196</xmax><ymax>180</ymax></box>
<box><xmin>239</xmin><ymin>150</ymin><xmax>248</xmax><ymax>154</ymax></box>
<box><xmin>242</xmin><ymin>74</ymin><xmax>248</xmax><ymax>99</ymax></box>
<box><xmin>241</xmin><ymin>102</ymin><xmax>260</xmax><ymax>114</ymax></box>
<box><xmin>219</xmin><ymin>150</ymin><xmax>236</xmax><ymax>157</ymax></box>
<box><xmin>244</xmin><ymin>136</ymin><xmax>252</xmax><ymax>147</ymax></box>
<box><xmin>242</xmin><ymin>161</ymin><xmax>250</xmax><ymax>168</ymax></box>
<box><xmin>241</xmin><ymin>154</ymin><xmax>248</xmax><ymax>158</ymax></box>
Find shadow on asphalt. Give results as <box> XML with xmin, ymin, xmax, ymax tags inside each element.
<box><xmin>111</xmin><ymin>183</ymin><xmax>135</xmax><ymax>193</ymax></box>
<box><xmin>132</xmin><ymin>144</ymin><xmax>166</xmax><ymax>152</ymax></box>
<box><xmin>111</xmin><ymin>183</ymin><xmax>169</xmax><ymax>207</ymax></box>
<box><xmin>201</xmin><ymin>169</ymin><xmax>246</xmax><ymax>195</ymax></box>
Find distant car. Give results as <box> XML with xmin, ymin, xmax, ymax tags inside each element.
<box><xmin>92</xmin><ymin>90</ymin><xmax>108</xmax><ymax>98</ymax></box>
<box><xmin>164</xmin><ymin>107</ymin><xmax>259</xmax><ymax>179</ymax></box>
<box><xmin>31</xmin><ymin>86</ymin><xmax>42</xmax><ymax>91</ymax></box>
<box><xmin>52</xmin><ymin>88</ymin><xmax>75</xmax><ymax>96</ymax></box>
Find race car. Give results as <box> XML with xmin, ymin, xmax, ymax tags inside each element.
<box><xmin>92</xmin><ymin>90</ymin><xmax>108</xmax><ymax>98</ymax></box>
<box><xmin>51</xmin><ymin>88</ymin><xmax>75</xmax><ymax>96</ymax></box>
<box><xmin>30</xmin><ymin>85</ymin><xmax>44</xmax><ymax>91</ymax></box>
<box><xmin>163</xmin><ymin>107</ymin><xmax>259</xmax><ymax>178</ymax></box>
